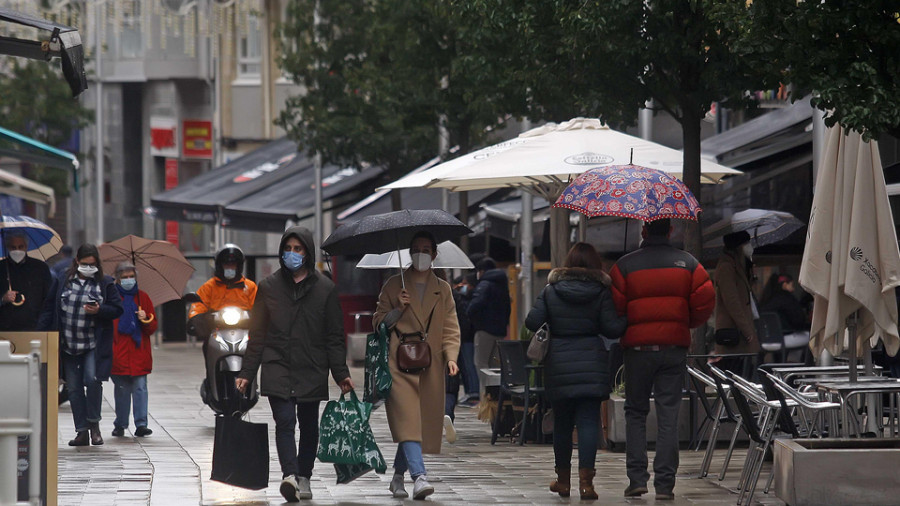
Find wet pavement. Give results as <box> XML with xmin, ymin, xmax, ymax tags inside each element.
<box><xmin>57</xmin><ymin>342</ymin><xmax>784</xmax><ymax>505</ymax></box>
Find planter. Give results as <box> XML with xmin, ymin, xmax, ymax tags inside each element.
<box><xmin>774</xmin><ymin>438</ymin><xmax>900</xmax><ymax>506</ymax></box>
<box><xmin>606</xmin><ymin>394</ymin><xmax>745</xmax><ymax>451</ymax></box>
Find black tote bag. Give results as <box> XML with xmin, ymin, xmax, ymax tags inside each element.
<box><xmin>211</xmin><ymin>415</ymin><xmax>269</xmax><ymax>490</ymax></box>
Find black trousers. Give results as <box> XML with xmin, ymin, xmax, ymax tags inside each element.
<box><xmin>269</xmin><ymin>396</ymin><xmax>320</xmax><ymax>478</ymax></box>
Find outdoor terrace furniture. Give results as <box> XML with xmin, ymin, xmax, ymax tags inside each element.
<box><xmin>814</xmin><ymin>379</ymin><xmax>900</xmax><ymax>437</ymax></box>
<box><xmin>706</xmin><ymin>365</ymin><xmax>749</xmax><ymax>482</ymax></box>
<box><xmin>687</xmin><ymin>365</ymin><xmax>740</xmax><ymax>479</ymax></box>
<box><xmin>491</xmin><ymin>340</ymin><xmax>546</xmax><ymax>446</ymax></box>
<box><xmin>762</xmin><ymin>371</ymin><xmax>843</xmax><ymax>439</ymax></box>
<box><xmin>721</xmin><ymin>369</ymin><xmax>786</xmax><ymax>506</ymax></box>
<box><xmin>771</xmin><ymin>365</ymin><xmax>882</xmax><ymax>384</ymax></box>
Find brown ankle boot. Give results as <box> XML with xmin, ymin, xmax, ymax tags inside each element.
<box><xmin>68</xmin><ymin>431</ymin><xmax>89</xmax><ymax>446</ymax></box>
<box><xmin>579</xmin><ymin>468</ymin><xmax>598</xmax><ymax>500</ymax></box>
<box><xmin>549</xmin><ymin>466</ymin><xmax>571</xmax><ymax>497</ymax></box>
<box><xmin>89</xmin><ymin>423</ymin><xmax>104</xmax><ymax>446</ymax></box>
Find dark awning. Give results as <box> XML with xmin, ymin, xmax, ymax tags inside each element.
<box><xmin>150</xmin><ymin>138</ymin><xmax>308</xmax><ymax>224</ymax></box>
<box><xmin>701</xmin><ymin>98</ymin><xmax>814</xmax><ymax>167</ymax></box>
<box><xmin>0</xmin><ymin>7</ymin><xmax>87</xmax><ymax>96</ymax></box>
<box><xmin>222</xmin><ymin>164</ymin><xmax>385</xmax><ymax>232</ymax></box>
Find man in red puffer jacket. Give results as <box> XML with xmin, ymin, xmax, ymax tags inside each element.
<box><xmin>111</xmin><ymin>262</ymin><xmax>158</xmax><ymax>438</ymax></box>
<box><xmin>609</xmin><ymin>219</ymin><xmax>714</xmax><ymax>501</ymax></box>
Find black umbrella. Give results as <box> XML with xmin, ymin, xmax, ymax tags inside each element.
<box><xmin>322</xmin><ymin>209</ymin><xmax>471</xmax><ymax>289</ymax></box>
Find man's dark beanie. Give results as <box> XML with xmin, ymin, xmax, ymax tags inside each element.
<box><xmin>723</xmin><ymin>230</ymin><xmax>751</xmax><ymax>250</ymax></box>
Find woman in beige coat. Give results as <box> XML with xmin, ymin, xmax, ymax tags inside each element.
<box><xmin>373</xmin><ymin>231</ymin><xmax>460</xmax><ymax>500</ymax></box>
<box><xmin>713</xmin><ymin>231</ymin><xmax>761</xmax><ymax>376</ymax></box>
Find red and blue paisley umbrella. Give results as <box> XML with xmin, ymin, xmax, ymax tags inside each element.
<box><xmin>553</xmin><ymin>164</ymin><xmax>701</xmax><ymax>222</ymax></box>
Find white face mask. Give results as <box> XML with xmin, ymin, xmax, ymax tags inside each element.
<box><xmin>223</xmin><ymin>268</ymin><xmax>237</xmax><ymax>279</ymax></box>
<box><xmin>411</xmin><ymin>253</ymin><xmax>432</xmax><ymax>272</ymax></box>
<box><xmin>8</xmin><ymin>250</ymin><xmax>26</xmax><ymax>264</ymax></box>
<box><xmin>742</xmin><ymin>243</ymin><xmax>754</xmax><ymax>259</ymax></box>
<box><xmin>78</xmin><ymin>265</ymin><xmax>98</xmax><ymax>277</ymax></box>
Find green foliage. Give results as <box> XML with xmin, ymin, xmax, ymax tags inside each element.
<box><xmin>0</xmin><ymin>57</ymin><xmax>92</xmax><ymax>197</ymax></box>
<box><xmin>777</xmin><ymin>0</ymin><xmax>900</xmax><ymax>140</ymax></box>
<box><xmin>276</xmin><ymin>0</ymin><xmax>522</xmax><ymax>183</ymax></box>
<box><xmin>459</xmin><ymin>0</ymin><xmax>785</xmax><ymax>254</ymax></box>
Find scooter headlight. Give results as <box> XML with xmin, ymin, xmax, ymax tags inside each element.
<box><xmin>221</xmin><ymin>307</ymin><xmax>242</xmax><ymax>326</ymax></box>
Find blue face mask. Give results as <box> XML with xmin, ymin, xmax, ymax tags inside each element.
<box><xmin>283</xmin><ymin>251</ymin><xmax>304</xmax><ymax>271</ymax></box>
<box><xmin>120</xmin><ymin>278</ymin><xmax>136</xmax><ymax>290</ymax></box>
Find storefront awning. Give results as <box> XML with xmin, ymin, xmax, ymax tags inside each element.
<box><xmin>150</xmin><ymin>138</ymin><xmax>308</xmax><ymax>224</ymax></box>
<box><xmin>0</xmin><ymin>168</ymin><xmax>55</xmax><ymax>215</ymax></box>
<box><xmin>222</xmin><ymin>164</ymin><xmax>385</xmax><ymax>232</ymax></box>
<box><xmin>701</xmin><ymin>98</ymin><xmax>814</xmax><ymax>168</ymax></box>
<box><xmin>0</xmin><ymin>125</ymin><xmax>80</xmax><ymax>171</ymax></box>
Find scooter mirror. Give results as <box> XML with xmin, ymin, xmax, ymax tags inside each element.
<box><xmin>182</xmin><ymin>292</ymin><xmax>202</xmax><ymax>303</ymax></box>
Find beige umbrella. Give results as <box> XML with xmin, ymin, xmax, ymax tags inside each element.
<box><xmin>799</xmin><ymin>124</ymin><xmax>900</xmax><ymax>370</ymax></box>
<box><xmin>99</xmin><ymin>235</ymin><xmax>195</xmax><ymax>306</ymax></box>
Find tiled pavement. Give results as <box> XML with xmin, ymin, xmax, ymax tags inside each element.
<box><xmin>57</xmin><ymin>342</ymin><xmax>785</xmax><ymax>505</ymax></box>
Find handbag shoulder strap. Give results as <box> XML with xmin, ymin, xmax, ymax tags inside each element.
<box><xmin>543</xmin><ymin>285</ymin><xmax>554</xmax><ymax>324</ymax></box>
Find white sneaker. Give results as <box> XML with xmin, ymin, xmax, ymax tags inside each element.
<box><xmin>280</xmin><ymin>475</ymin><xmax>300</xmax><ymax>502</ymax></box>
<box><xmin>413</xmin><ymin>475</ymin><xmax>434</xmax><ymax>500</ymax></box>
<box><xmin>296</xmin><ymin>476</ymin><xmax>312</xmax><ymax>500</ymax></box>
<box><xmin>389</xmin><ymin>472</ymin><xmax>408</xmax><ymax>498</ymax></box>
<box><xmin>443</xmin><ymin>415</ymin><xmax>457</xmax><ymax>443</ymax></box>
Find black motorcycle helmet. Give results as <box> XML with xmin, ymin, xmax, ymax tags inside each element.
<box><xmin>214</xmin><ymin>243</ymin><xmax>245</xmax><ymax>281</ymax></box>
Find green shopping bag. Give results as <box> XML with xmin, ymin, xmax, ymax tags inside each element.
<box><xmin>316</xmin><ymin>391</ymin><xmax>367</xmax><ymax>465</ymax></box>
<box><xmin>364</xmin><ymin>323</ymin><xmax>392</xmax><ymax>404</ymax></box>
<box><xmin>324</xmin><ymin>389</ymin><xmax>388</xmax><ymax>483</ymax></box>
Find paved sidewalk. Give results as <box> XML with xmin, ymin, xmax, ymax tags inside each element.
<box><xmin>57</xmin><ymin>342</ymin><xmax>785</xmax><ymax>505</ymax></box>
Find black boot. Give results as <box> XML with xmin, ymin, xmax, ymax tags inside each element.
<box><xmin>90</xmin><ymin>423</ymin><xmax>104</xmax><ymax>445</ymax></box>
<box><xmin>68</xmin><ymin>431</ymin><xmax>89</xmax><ymax>446</ymax></box>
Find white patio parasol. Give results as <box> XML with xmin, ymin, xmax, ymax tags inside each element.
<box><xmin>355</xmin><ymin>241</ymin><xmax>474</xmax><ymax>270</ymax></box>
<box><xmin>380</xmin><ymin>118</ymin><xmax>740</xmax><ymax>195</ymax></box>
<box><xmin>379</xmin><ymin>118</ymin><xmax>739</xmax><ymax>265</ymax></box>
<box><xmin>799</xmin><ymin>124</ymin><xmax>900</xmax><ymax>379</ymax></box>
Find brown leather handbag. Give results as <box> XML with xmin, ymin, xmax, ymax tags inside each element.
<box><xmin>396</xmin><ymin>307</ymin><xmax>434</xmax><ymax>374</ymax></box>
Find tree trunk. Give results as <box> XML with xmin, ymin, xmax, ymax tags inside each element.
<box><xmin>681</xmin><ymin>107</ymin><xmax>703</xmax><ymax>258</ymax></box>
<box><xmin>550</xmin><ymin>207</ymin><xmax>570</xmax><ymax>268</ymax></box>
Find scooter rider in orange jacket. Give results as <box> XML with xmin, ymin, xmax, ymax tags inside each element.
<box><xmin>188</xmin><ymin>244</ymin><xmax>257</xmax><ymax>338</ymax></box>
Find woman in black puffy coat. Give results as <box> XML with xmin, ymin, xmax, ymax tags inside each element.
<box><xmin>525</xmin><ymin>242</ymin><xmax>626</xmax><ymax>500</ymax></box>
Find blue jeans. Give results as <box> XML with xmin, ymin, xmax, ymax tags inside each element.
<box><xmin>551</xmin><ymin>397</ymin><xmax>602</xmax><ymax>469</ymax></box>
<box><xmin>62</xmin><ymin>349</ymin><xmax>102</xmax><ymax>432</ymax></box>
<box><xmin>393</xmin><ymin>441</ymin><xmax>426</xmax><ymax>479</ymax></box>
<box><xmin>445</xmin><ymin>393</ymin><xmax>457</xmax><ymax>421</ymax></box>
<box><xmin>112</xmin><ymin>375</ymin><xmax>148</xmax><ymax>429</ymax></box>
<box><xmin>459</xmin><ymin>341</ymin><xmax>479</xmax><ymax>396</ymax></box>
<box><xmin>269</xmin><ymin>396</ymin><xmax>320</xmax><ymax>479</ymax></box>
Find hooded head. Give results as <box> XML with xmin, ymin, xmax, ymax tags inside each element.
<box><xmin>279</xmin><ymin>226</ymin><xmax>315</xmax><ymax>274</ymax></box>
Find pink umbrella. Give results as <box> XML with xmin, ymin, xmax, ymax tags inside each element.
<box><xmin>99</xmin><ymin>235</ymin><xmax>195</xmax><ymax>306</ymax></box>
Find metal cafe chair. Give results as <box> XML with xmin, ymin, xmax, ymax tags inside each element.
<box><xmin>762</xmin><ymin>370</ymin><xmax>843</xmax><ymax>438</ymax></box>
<box><xmin>687</xmin><ymin>365</ymin><xmax>738</xmax><ymax>478</ymax></box>
<box><xmin>491</xmin><ymin>340</ymin><xmax>545</xmax><ymax>445</ymax></box>
<box><xmin>725</xmin><ymin>370</ymin><xmax>785</xmax><ymax>506</ymax></box>
<box><xmin>707</xmin><ymin>365</ymin><xmax>746</xmax><ymax>481</ymax></box>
